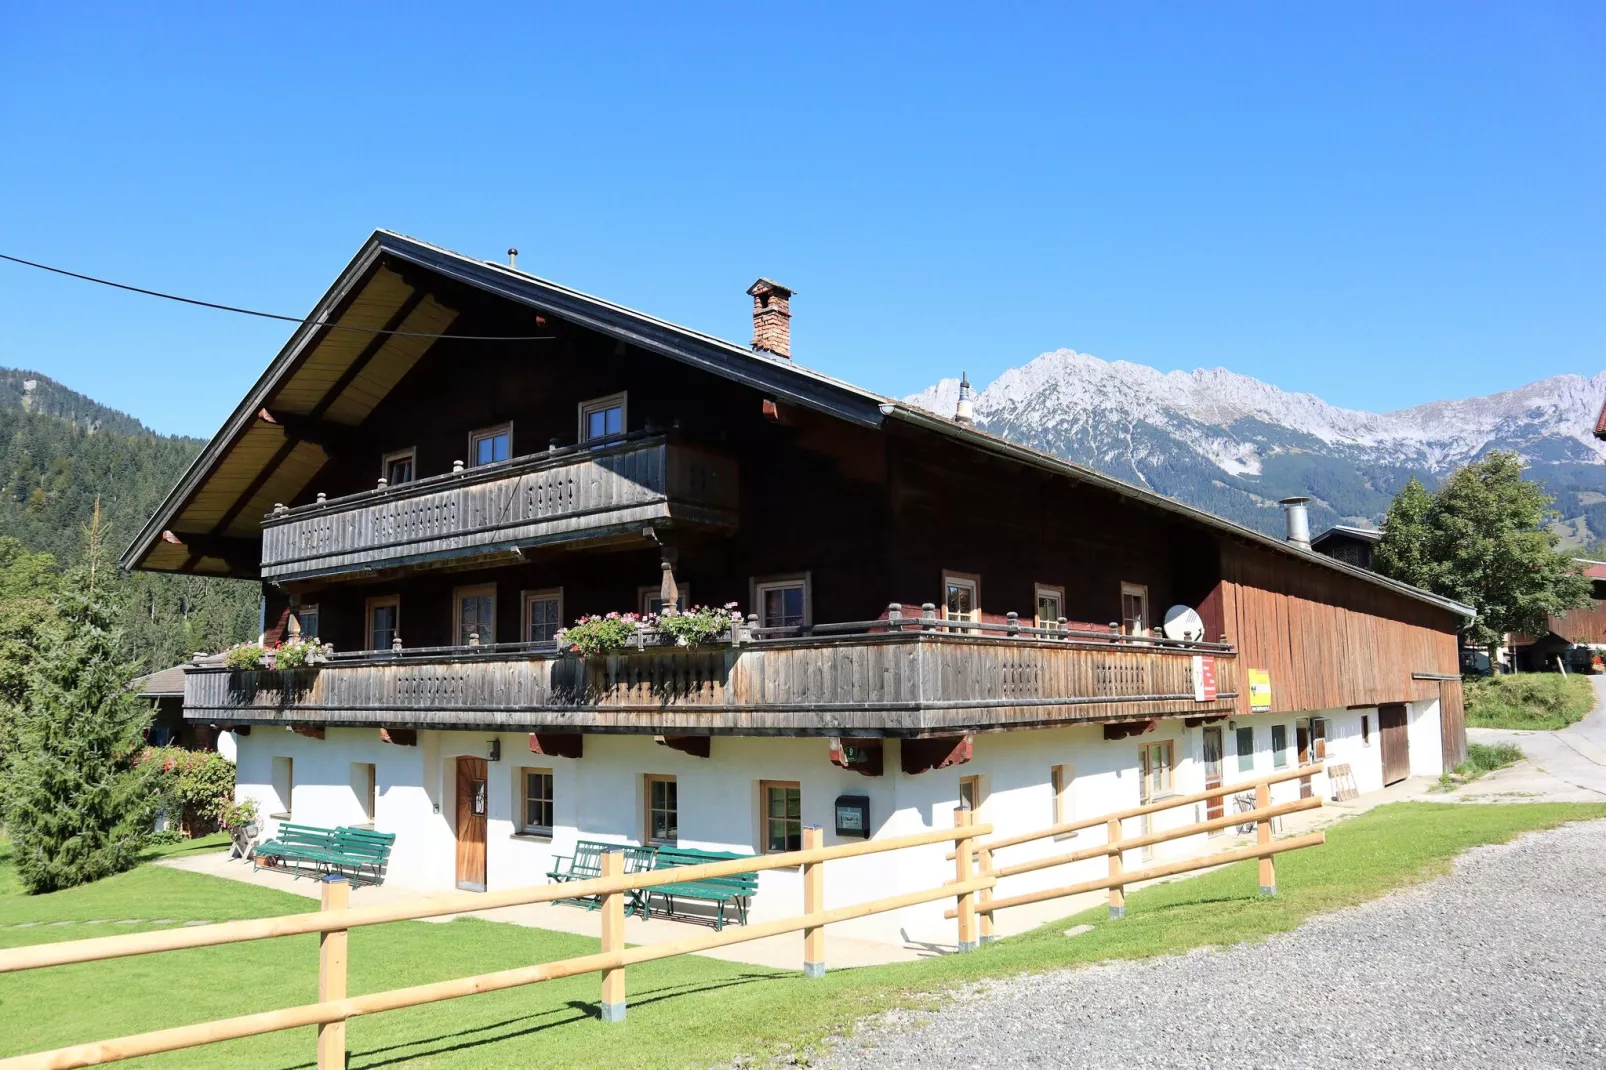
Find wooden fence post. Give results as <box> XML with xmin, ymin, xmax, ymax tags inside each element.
<box><xmin>1106</xmin><ymin>817</ymin><xmax>1125</xmax><ymax>919</ymax></box>
<box><xmin>317</xmin><ymin>876</ymin><xmax>349</xmax><ymax>1070</ymax></box>
<box><xmin>954</xmin><ymin>808</ymin><xmax>977</xmax><ymax>952</ymax></box>
<box><xmin>600</xmin><ymin>850</ymin><xmax>626</xmax><ymax>1022</ymax></box>
<box><xmin>1256</xmin><ymin>780</ymin><xmax>1276</xmax><ymax>896</ymax></box>
<box><xmin>803</xmin><ymin>825</ymin><xmax>825</xmax><ymax>977</ymax></box>
<box><xmin>978</xmin><ymin>846</ymin><xmax>996</xmax><ymax>945</ymax></box>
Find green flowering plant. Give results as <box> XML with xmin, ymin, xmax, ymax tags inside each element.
<box><xmin>224</xmin><ymin>642</ymin><xmax>268</xmax><ymax>671</ymax></box>
<box><xmin>274</xmin><ymin>636</ymin><xmax>333</xmax><ymax>669</ymax></box>
<box><xmin>652</xmin><ymin>603</ymin><xmax>742</xmax><ymax>647</ymax></box>
<box><xmin>557</xmin><ymin>612</ymin><xmax>644</xmax><ymax>656</ymax></box>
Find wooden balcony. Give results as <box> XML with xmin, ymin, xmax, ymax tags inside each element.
<box><xmin>183</xmin><ymin>621</ymin><xmax>1238</xmax><ymax>734</ymax></box>
<box><xmin>258</xmin><ymin>433</ymin><xmax>739</xmax><ymax>582</ymax></box>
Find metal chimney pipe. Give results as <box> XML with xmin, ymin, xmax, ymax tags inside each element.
<box><xmin>1280</xmin><ymin>496</ymin><xmax>1312</xmax><ymax>549</ymax></box>
<box><xmin>954</xmin><ymin>372</ymin><xmax>974</xmax><ymax>425</ymax></box>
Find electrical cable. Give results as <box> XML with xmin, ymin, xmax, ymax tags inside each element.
<box><xmin>0</xmin><ymin>252</ymin><xmax>555</xmax><ymax>341</ymax></box>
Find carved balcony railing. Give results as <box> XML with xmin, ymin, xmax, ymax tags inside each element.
<box><xmin>183</xmin><ymin>609</ymin><xmax>1238</xmax><ymax>734</ymax></box>
<box><xmin>258</xmin><ymin>433</ymin><xmax>739</xmax><ymax>582</ymax></box>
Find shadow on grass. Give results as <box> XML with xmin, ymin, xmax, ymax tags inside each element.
<box><xmin>271</xmin><ymin>972</ymin><xmax>785</xmax><ymax>1070</ymax></box>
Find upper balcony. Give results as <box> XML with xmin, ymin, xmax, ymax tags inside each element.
<box><xmin>259</xmin><ymin>432</ymin><xmax>739</xmax><ymax>583</ymax></box>
<box><xmin>182</xmin><ymin>610</ymin><xmax>1239</xmax><ymax>735</ymax></box>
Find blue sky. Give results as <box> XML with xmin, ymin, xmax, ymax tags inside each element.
<box><xmin>1</xmin><ymin>3</ymin><xmax>1601</xmax><ymax>438</ymax></box>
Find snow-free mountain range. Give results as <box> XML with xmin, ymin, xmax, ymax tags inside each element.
<box><xmin>908</xmin><ymin>353</ymin><xmax>1606</xmax><ymax>547</ymax></box>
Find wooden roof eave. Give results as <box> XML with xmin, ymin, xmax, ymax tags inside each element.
<box><xmin>120</xmin><ymin>238</ymin><xmax>389</xmax><ymax>574</ymax></box>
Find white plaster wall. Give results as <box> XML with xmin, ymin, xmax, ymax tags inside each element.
<box><xmin>234</xmin><ymin>706</ymin><xmax>1421</xmax><ymax>945</ymax></box>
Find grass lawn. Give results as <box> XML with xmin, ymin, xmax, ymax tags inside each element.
<box><xmin>1464</xmin><ymin>672</ymin><xmax>1596</xmax><ymax>730</ymax></box>
<box><xmin>1</xmin><ymin>801</ymin><xmax>1603</xmax><ymax>1068</ymax></box>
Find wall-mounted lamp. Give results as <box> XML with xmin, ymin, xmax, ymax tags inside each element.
<box><xmin>488</xmin><ymin>739</ymin><xmax>501</xmax><ymax>762</ymax></box>
<box><xmin>1227</xmin><ymin>720</ymin><xmax>1237</xmax><ymax>730</ymax></box>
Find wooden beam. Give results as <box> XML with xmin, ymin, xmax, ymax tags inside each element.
<box><xmin>828</xmin><ymin>737</ymin><xmax>883</xmax><ymax>777</ymax></box>
<box><xmin>1102</xmin><ymin>719</ymin><xmax>1157</xmax><ymax>741</ymax></box>
<box><xmin>654</xmin><ymin>735</ymin><xmax>710</xmax><ymax>758</ymax></box>
<box><xmin>257</xmin><ymin>411</ymin><xmax>362</xmax><ymax>455</ymax></box>
<box><xmin>291</xmin><ymin>725</ymin><xmax>325</xmax><ymax>740</ymax></box>
<box><xmin>378</xmin><ymin>728</ymin><xmax>416</xmax><ymax>747</ymax></box>
<box><xmin>900</xmin><ymin>733</ymin><xmax>972</xmax><ymax>775</ymax></box>
<box><xmin>161</xmin><ymin>531</ymin><xmax>259</xmax><ymax>570</ymax></box>
<box><xmin>301</xmin><ymin>289</ymin><xmax>429</xmax><ymax>422</ymax></box>
<box><xmin>529</xmin><ymin>733</ymin><xmax>582</xmax><ymax>759</ymax></box>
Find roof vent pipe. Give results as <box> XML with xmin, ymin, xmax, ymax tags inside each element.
<box><xmin>1280</xmin><ymin>496</ymin><xmax>1312</xmax><ymax>550</ymax></box>
<box><xmin>954</xmin><ymin>372</ymin><xmax>974</xmax><ymax>425</ymax></box>
<box><xmin>507</xmin><ymin>247</ymin><xmax>519</xmax><ymax>269</ymax></box>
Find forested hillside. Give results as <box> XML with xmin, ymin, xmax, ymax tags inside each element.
<box><xmin>0</xmin><ymin>369</ymin><xmax>258</xmax><ymax>672</ymax></box>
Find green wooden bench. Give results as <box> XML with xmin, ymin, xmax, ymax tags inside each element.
<box><xmin>253</xmin><ymin>822</ymin><xmax>334</xmax><ymax>879</ymax></box>
<box><xmin>327</xmin><ymin>827</ymin><xmax>396</xmax><ymax>886</ymax></box>
<box><xmin>254</xmin><ymin>823</ymin><xmax>395</xmax><ymax>886</ymax></box>
<box><xmin>547</xmin><ymin>840</ymin><xmax>658</xmax><ymax>914</ymax></box>
<box><xmin>645</xmin><ymin>846</ymin><xmax>760</xmax><ymax>930</ymax></box>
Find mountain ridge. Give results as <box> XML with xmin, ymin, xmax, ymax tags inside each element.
<box><xmin>908</xmin><ymin>352</ymin><xmax>1606</xmax><ymax>543</ymax></box>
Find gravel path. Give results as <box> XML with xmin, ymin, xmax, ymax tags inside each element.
<box><xmin>822</xmin><ymin>819</ymin><xmax>1606</xmax><ymax>1070</ymax></box>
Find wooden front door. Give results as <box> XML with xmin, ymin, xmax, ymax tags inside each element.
<box><xmin>1202</xmin><ymin>727</ymin><xmax>1224</xmax><ymax>822</ymax></box>
<box><xmin>1379</xmin><ymin>704</ymin><xmax>1411</xmax><ymax>786</ymax></box>
<box><xmin>455</xmin><ymin>756</ymin><xmax>488</xmax><ymax>891</ymax></box>
<box><xmin>1296</xmin><ymin>724</ymin><xmax>1313</xmax><ymax>798</ymax></box>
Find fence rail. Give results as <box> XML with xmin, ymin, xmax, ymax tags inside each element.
<box><xmin>1</xmin><ymin>765</ymin><xmax>1330</xmax><ymax>1070</ymax></box>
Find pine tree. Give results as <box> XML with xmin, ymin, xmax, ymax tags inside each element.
<box><xmin>0</xmin><ymin>504</ymin><xmax>157</xmax><ymax>893</ymax></box>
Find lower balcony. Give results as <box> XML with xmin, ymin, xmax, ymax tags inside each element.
<box><xmin>183</xmin><ymin>618</ymin><xmax>1238</xmax><ymax>734</ymax></box>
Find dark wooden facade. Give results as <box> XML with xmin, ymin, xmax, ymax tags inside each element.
<box><xmin>131</xmin><ymin>232</ymin><xmax>1468</xmax><ymax>756</ymax></box>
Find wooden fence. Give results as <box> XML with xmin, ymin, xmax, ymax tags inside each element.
<box><xmin>0</xmin><ymin>765</ymin><xmax>1328</xmax><ymax>1070</ymax></box>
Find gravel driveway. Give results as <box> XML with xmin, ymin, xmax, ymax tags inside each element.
<box><xmin>822</xmin><ymin>819</ymin><xmax>1606</xmax><ymax>1070</ymax></box>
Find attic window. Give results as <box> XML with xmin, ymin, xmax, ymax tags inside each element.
<box><xmin>469</xmin><ymin>424</ymin><xmax>512</xmax><ymax>467</ymax></box>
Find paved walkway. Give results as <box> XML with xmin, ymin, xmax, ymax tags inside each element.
<box><xmin>1463</xmin><ymin>674</ymin><xmax>1606</xmax><ymax>802</ymax></box>
<box><xmin>822</xmin><ymin>817</ymin><xmax>1606</xmax><ymax>1070</ymax></box>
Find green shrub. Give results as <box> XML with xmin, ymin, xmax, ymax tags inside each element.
<box><xmin>142</xmin><ymin>746</ymin><xmax>237</xmax><ymax>836</ymax></box>
<box><xmin>1464</xmin><ymin>673</ymin><xmax>1595</xmax><ymax>730</ymax></box>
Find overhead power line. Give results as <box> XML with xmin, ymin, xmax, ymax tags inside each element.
<box><xmin>0</xmin><ymin>252</ymin><xmax>555</xmax><ymax>341</ymax></box>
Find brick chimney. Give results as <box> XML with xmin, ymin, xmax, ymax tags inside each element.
<box><xmin>746</xmin><ymin>278</ymin><xmax>792</xmax><ymax>359</ymax></box>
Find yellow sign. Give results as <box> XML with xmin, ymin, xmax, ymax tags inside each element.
<box><xmin>1248</xmin><ymin>669</ymin><xmax>1272</xmax><ymax>712</ymax></box>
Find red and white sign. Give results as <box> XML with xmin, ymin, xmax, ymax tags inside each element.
<box><xmin>1192</xmin><ymin>655</ymin><xmax>1218</xmax><ymax>702</ymax></box>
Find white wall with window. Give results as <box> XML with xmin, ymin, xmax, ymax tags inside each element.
<box><xmin>229</xmin><ymin>700</ymin><xmax>1442</xmax><ymax>946</ymax></box>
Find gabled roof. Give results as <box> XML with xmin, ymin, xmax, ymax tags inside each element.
<box><xmin>131</xmin><ymin>664</ymin><xmax>188</xmax><ymax>698</ymax></box>
<box><xmin>1312</xmin><ymin>524</ymin><xmax>1383</xmax><ymax>548</ymax></box>
<box><xmin>123</xmin><ymin>230</ymin><xmax>1474</xmax><ymax>622</ymax></box>
<box><xmin>1595</xmin><ymin>397</ymin><xmax>1606</xmax><ymax>441</ymax></box>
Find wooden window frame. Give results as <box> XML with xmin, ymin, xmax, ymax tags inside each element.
<box><xmin>352</xmin><ymin>762</ymin><xmax>376</xmax><ymax>826</ymax></box>
<box><xmin>467</xmin><ymin>422</ymin><xmax>514</xmax><ymax>468</ymax></box>
<box><xmin>752</xmin><ymin>572</ymin><xmax>812</xmax><ymax>630</ymax></box>
<box><xmin>759</xmin><ymin>779</ymin><xmax>803</xmax><ymax>855</ymax></box>
<box><xmin>521</xmin><ymin>588</ymin><xmax>564</xmax><ymax>644</ymax></box>
<box><xmin>452</xmin><ymin>583</ymin><xmax>497</xmax><ymax>646</ymax></box>
<box><xmin>578</xmin><ymin>392</ymin><xmax>628</xmax><ymax>444</ymax></box>
<box><xmin>643</xmin><ymin>773</ymin><xmax>678</xmax><ymax>846</ymax></box>
<box><xmin>1034</xmin><ymin>584</ymin><xmax>1065</xmax><ymax>630</ymax></box>
<box><xmin>959</xmin><ymin>773</ymin><xmax>985</xmax><ymax>815</ymax></box>
<box><xmin>380</xmin><ymin>447</ymin><xmax>416</xmax><ymax>486</ymax></box>
<box><xmin>941</xmin><ymin>570</ymin><xmax>981</xmax><ymax>625</ymax></box>
<box><xmin>1271</xmin><ymin>724</ymin><xmax>1289</xmax><ymax>768</ymax></box>
<box><xmin>518</xmin><ymin>766</ymin><xmax>555</xmax><ymax>838</ymax></box>
<box><xmin>639</xmin><ymin>584</ymin><xmax>691</xmax><ymax>616</ymax></box>
<box><xmin>1120</xmin><ymin>582</ymin><xmax>1149</xmax><ymax>636</ymax></box>
<box><xmin>365</xmin><ymin>594</ymin><xmax>401</xmax><ymax>651</ymax></box>
<box><xmin>1051</xmin><ymin>764</ymin><xmax>1076</xmax><ymax>834</ymax></box>
<box><xmin>1139</xmin><ymin>740</ymin><xmax>1175</xmax><ymax>802</ymax></box>
<box><xmin>270</xmin><ymin>755</ymin><xmax>294</xmax><ymax>819</ymax></box>
<box><xmin>1311</xmin><ymin>717</ymin><xmax>1329</xmax><ymax>761</ymax></box>
<box><xmin>294</xmin><ymin>603</ymin><xmax>319</xmax><ymax>640</ymax></box>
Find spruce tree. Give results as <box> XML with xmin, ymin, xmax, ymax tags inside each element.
<box><xmin>0</xmin><ymin>505</ymin><xmax>157</xmax><ymax>892</ymax></box>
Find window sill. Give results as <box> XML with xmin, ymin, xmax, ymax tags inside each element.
<box><xmin>269</xmin><ymin>812</ymin><xmax>291</xmax><ymax>821</ymax></box>
<box><xmin>511</xmin><ymin>832</ymin><xmax>553</xmax><ymax>842</ymax></box>
<box><xmin>1052</xmin><ymin>831</ymin><xmax>1080</xmax><ymax>843</ymax></box>
<box><xmin>351</xmin><ymin>822</ymin><xmax>375</xmax><ymax>831</ymax></box>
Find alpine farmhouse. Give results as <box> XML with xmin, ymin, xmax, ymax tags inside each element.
<box><xmin>124</xmin><ymin>231</ymin><xmax>1471</xmax><ymax>943</ymax></box>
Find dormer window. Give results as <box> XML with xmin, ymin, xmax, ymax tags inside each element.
<box><xmin>579</xmin><ymin>393</ymin><xmax>626</xmax><ymax>443</ymax></box>
<box><xmin>469</xmin><ymin>423</ymin><xmax>512</xmax><ymax>467</ymax></box>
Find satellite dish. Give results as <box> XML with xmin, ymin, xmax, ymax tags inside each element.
<box><xmin>1162</xmin><ymin>605</ymin><xmax>1205</xmax><ymax>643</ymax></box>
